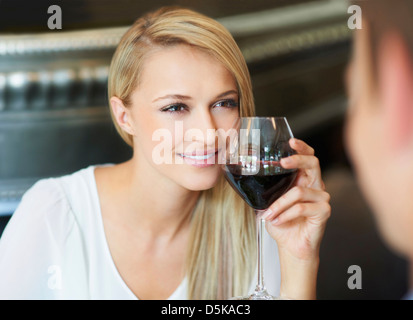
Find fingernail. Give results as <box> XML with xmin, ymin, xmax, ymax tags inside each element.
<box><xmin>272</xmin><ymin>218</ymin><xmax>279</xmax><ymax>225</ymax></box>
<box><xmin>262</xmin><ymin>209</ymin><xmax>272</xmax><ymax>220</ymax></box>
<box><xmin>282</xmin><ymin>158</ymin><xmax>291</xmax><ymax>165</ymax></box>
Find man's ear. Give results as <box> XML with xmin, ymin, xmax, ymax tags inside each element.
<box><xmin>378</xmin><ymin>31</ymin><xmax>413</xmax><ymax>151</ymax></box>
<box><xmin>110</xmin><ymin>96</ymin><xmax>135</xmax><ymax>136</ymax></box>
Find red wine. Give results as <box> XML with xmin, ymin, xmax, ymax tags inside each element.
<box><xmin>224</xmin><ymin>163</ymin><xmax>298</xmax><ymax>211</ymax></box>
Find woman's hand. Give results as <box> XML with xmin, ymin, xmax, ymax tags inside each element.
<box><xmin>262</xmin><ymin>138</ymin><xmax>331</xmax><ymax>299</ymax></box>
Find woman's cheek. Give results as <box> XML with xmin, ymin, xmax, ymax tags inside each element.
<box><xmin>214</xmin><ymin>107</ymin><xmax>239</xmax><ymax>129</ymax></box>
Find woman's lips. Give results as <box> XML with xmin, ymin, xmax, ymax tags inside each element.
<box><xmin>177</xmin><ymin>150</ymin><xmax>218</xmax><ymax>167</ymax></box>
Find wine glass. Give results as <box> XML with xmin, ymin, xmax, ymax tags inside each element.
<box><xmin>222</xmin><ymin>117</ymin><xmax>298</xmax><ymax>300</ymax></box>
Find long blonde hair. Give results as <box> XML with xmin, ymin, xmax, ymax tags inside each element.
<box><xmin>108</xmin><ymin>6</ymin><xmax>256</xmax><ymax>299</ymax></box>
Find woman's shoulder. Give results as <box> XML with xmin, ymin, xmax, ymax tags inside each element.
<box><xmin>1</xmin><ymin>165</ymin><xmax>107</xmax><ymax>242</ymax></box>
<box><xmin>20</xmin><ymin>165</ymin><xmax>97</xmax><ymax>216</ymax></box>
<box><xmin>11</xmin><ymin>174</ymin><xmax>74</xmax><ymax>228</ymax></box>
<box><xmin>0</xmin><ymin>165</ymin><xmax>106</xmax><ymax>299</ymax></box>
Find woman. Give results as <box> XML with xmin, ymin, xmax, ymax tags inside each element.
<box><xmin>0</xmin><ymin>7</ymin><xmax>330</xmax><ymax>300</ymax></box>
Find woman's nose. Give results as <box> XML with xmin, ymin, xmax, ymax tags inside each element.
<box><xmin>193</xmin><ymin>109</ymin><xmax>217</xmax><ymax>146</ymax></box>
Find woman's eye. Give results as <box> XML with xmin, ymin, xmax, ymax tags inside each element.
<box><xmin>161</xmin><ymin>104</ymin><xmax>188</xmax><ymax>113</ymax></box>
<box><xmin>214</xmin><ymin>99</ymin><xmax>239</xmax><ymax>109</ymax></box>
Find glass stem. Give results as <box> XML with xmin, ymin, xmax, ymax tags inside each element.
<box><xmin>256</xmin><ymin>213</ymin><xmax>266</xmax><ymax>293</ymax></box>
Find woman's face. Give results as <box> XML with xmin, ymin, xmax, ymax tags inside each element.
<box><xmin>125</xmin><ymin>44</ymin><xmax>239</xmax><ymax>191</ymax></box>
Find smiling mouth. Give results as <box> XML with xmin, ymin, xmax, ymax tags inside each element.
<box><xmin>177</xmin><ymin>152</ymin><xmax>217</xmax><ymax>160</ymax></box>
<box><xmin>176</xmin><ymin>150</ymin><xmax>219</xmax><ymax>166</ymax></box>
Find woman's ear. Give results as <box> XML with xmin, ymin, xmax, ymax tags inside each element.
<box><xmin>378</xmin><ymin>31</ymin><xmax>413</xmax><ymax>152</ymax></box>
<box><xmin>110</xmin><ymin>96</ymin><xmax>135</xmax><ymax>136</ymax></box>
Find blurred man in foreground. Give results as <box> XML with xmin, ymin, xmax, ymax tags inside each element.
<box><xmin>345</xmin><ymin>0</ymin><xmax>413</xmax><ymax>299</ymax></box>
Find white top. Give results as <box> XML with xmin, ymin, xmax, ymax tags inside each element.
<box><xmin>0</xmin><ymin>165</ymin><xmax>280</xmax><ymax>299</ymax></box>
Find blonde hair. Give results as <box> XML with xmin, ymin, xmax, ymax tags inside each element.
<box><xmin>108</xmin><ymin>6</ymin><xmax>256</xmax><ymax>299</ymax></box>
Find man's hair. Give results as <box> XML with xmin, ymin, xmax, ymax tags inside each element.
<box><xmin>354</xmin><ymin>0</ymin><xmax>413</xmax><ymax>69</ymax></box>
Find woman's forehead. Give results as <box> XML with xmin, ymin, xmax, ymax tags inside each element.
<box><xmin>135</xmin><ymin>45</ymin><xmax>237</xmax><ymax>100</ymax></box>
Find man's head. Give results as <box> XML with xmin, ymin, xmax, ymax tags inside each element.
<box><xmin>345</xmin><ymin>0</ymin><xmax>413</xmax><ymax>257</ymax></box>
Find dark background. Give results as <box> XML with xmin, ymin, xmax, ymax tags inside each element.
<box><xmin>0</xmin><ymin>0</ymin><xmax>317</xmax><ymax>33</ymax></box>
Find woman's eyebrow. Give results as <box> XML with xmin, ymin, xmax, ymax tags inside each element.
<box><xmin>152</xmin><ymin>94</ymin><xmax>191</xmax><ymax>103</ymax></box>
<box><xmin>215</xmin><ymin>90</ymin><xmax>238</xmax><ymax>99</ymax></box>
<box><xmin>152</xmin><ymin>89</ymin><xmax>238</xmax><ymax>103</ymax></box>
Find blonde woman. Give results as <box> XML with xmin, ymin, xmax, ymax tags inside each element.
<box><xmin>0</xmin><ymin>7</ymin><xmax>330</xmax><ymax>300</ymax></box>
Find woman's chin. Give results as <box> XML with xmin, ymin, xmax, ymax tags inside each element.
<box><xmin>180</xmin><ymin>167</ymin><xmax>222</xmax><ymax>191</ymax></box>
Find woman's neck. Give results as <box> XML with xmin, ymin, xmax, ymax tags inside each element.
<box><xmin>117</xmin><ymin>158</ymin><xmax>200</xmax><ymax>242</ymax></box>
